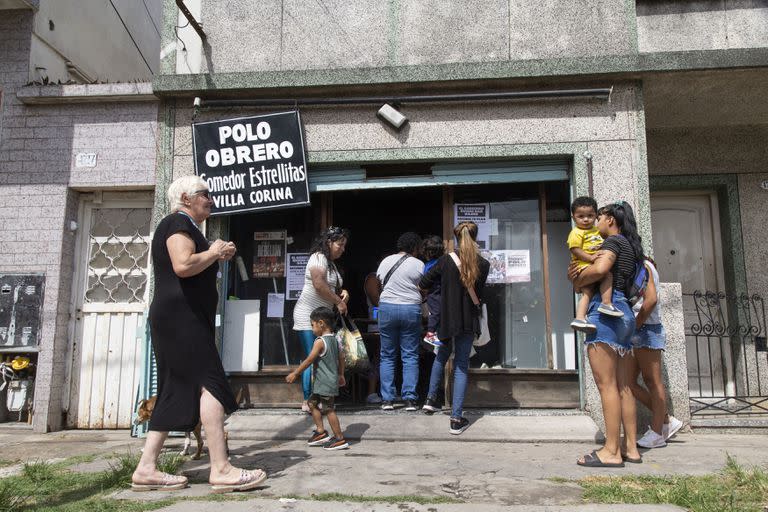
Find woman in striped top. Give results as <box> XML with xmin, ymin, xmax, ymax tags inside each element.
<box><xmin>292</xmin><ymin>226</ymin><xmax>350</xmax><ymax>412</ymax></box>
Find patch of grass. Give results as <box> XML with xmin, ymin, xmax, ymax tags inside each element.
<box><xmin>579</xmin><ymin>454</ymin><xmax>768</xmax><ymax>512</ymax></box>
<box><xmin>99</xmin><ymin>451</ymin><xmax>184</xmax><ymax>490</ymax></box>
<box><xmin>62</xmin><ymin>454</ymin><xmax>98</xmax><ymax>467</ymax></box>
<box><xmin>158</xmin><ymin>453</ymin><xmax>184</xmax><ymax>475</ymax></box>
<box><xmin>0</xmin><ymin>478</ymin><xmax>34</xmax><ymax>512</ymax></box>
<box><xmin>0</xmin><ymin>459</ymin><xmax>18</xmax><ymax>468</ymax></box>
<box><xmin>283</xmin><ymin>492</ymin><xmax>463</xmax><ymax>505</ymax></box>
<box><xmin>22</xmin><ymin>460</ymin><xmax>58</xmax><ymax>482</ymax></box>
<box><xmin>0</xmin><ymin>452</ymin><xmax>186</xmax><ymax>512</ymax></box>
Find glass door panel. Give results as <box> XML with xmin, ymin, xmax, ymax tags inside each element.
<box><xmin>453</xmin><ymin>183</ymin><xmax>556</xmax><ymax>369</ymax></box>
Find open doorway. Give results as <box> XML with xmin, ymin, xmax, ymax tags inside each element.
<box><xmin>332</xmin><ymin>186</ymin><xmax>443</xmax><ymax>404</ymax></box>
<box><xmin>332</xmin><ymin>187</ymin><xmax>443</xmax><ymax>318</ymax></box>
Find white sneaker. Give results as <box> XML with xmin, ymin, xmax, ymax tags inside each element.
<box><xmin>663</xmin><ymin>416</ymin><xmax>683</xmax><ymax>440</ymax></box>
<box><xmin>637</xmin><ymin>427</ymin><xmax>667</xmax><ymax>449</ymax></box>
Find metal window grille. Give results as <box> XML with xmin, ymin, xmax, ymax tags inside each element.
<box><xmin>84</xmin><ymin>208</ymin><xmax>151</xmax><ymax>304</ymax></box>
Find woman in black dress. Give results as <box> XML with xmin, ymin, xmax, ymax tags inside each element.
<box><xmin>132</xmin><ymin>175</ymin><xmax>267</xmax><ymax>493</ymax></box>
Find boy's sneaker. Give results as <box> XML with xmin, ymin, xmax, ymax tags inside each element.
<box><xmin>403</xmin><ymin>399</ymin><xmax>417</xmax><ymax>411</ymax></box>
<box><xmin>598</xmin><ymin>303</ymin><xmax>624</xmax><ymax>317</ymax></box>
<box><xmin>381</xmin><ymin>401</ymin><xmax>394</xmax><ymax>411</ymax></box>
<box><xmin>449</xmin><ymin>417</ymin><xmax>470</xmax><ymax>435</ymax></box>
<box><xmin>637</xmin><ymin>427</ymin><xmax>667</xmax><ymax>448</ymax></box>
<box><xmin>366</xmin><ymin>393</ymin><xmax>382</xmax><ymax>404</ymax></box>
<box><xmin>423</xmin><ymin>332</ymin><xmax>443</xmax><ymax>348</ymax></box>
<box><xmin>322</xmin><ymin>437</ymin><xmax>349</xmax><ymax>451</ymax></box>
<box><xmin>663</xmin><ymin>416</ymin><xmax>684</xmax><ymax>440</ymax></box>
<box><xmin>570</xmin><ymin>318</ymin><xmax>597</xmax><ymax>333</ymax></box>
<box><xmin>422</xmin><ymin>397</ymin><xmax>440</xmax><ymax>414</ymax></box>
<box><xmin>307</xmin><ymin>430</ymin><xmax>330</xmax><ymax>446</ymax></box>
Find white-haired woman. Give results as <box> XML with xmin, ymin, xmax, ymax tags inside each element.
<box><xmin>132</xmin><ymin>175</ymin><xmax>267</xmax><ymax>493</ymax></box>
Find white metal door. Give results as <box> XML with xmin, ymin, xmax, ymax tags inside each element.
<box><xmin>650</xmin><ymin>192</ymin><xmax>733</xmax><ymax>397</ymax></box>
<box><xmin>66</xmin><ymin>195</ymin><xmax>153</xmax><ymax>428</ymax></box>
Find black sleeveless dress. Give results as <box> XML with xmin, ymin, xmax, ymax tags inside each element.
<box><xmin>148</xmin><ymin>213</ymin><xmax>238</xmax><ymax>431</ymax></box>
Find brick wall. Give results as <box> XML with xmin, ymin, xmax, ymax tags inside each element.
<box><xmin>0</xmin><ymin>10</ymin><xmax>158</xmax><ymax>431</ymax></box>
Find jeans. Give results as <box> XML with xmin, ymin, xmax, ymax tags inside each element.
<box><xmin>378</xmin><ymin>302</ymin><xmax>422</xmax><ymax>402</ymax></box>
<box><xmin>297</xmin><ymin>329</ymin><xmax>315</xmax><ymax>400</ymax></box>
<box><xmin>584</xmin><ymin>289</ymin><xmax>635</xmax><ymax>355</ymax></box>
<box><xmin>631</xmin><ymin>323</ymin><xmax>666</xmax><ymax>350</ymax></box>
<box><xmin>427</xmin><ymin>332</ymin><xmax>474</xmax><ymax>419</ymax></box>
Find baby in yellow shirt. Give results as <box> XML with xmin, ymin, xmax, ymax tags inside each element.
<box><xmin>567</xmin><ymin>196</ymin><xmax>623</xmax><ymax>333</ymax></box>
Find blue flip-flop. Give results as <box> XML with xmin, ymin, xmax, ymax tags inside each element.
<box><xmin>577</xmin><ymin>449</ymin><xmax>625</xmax><ymax>468</ymax></box>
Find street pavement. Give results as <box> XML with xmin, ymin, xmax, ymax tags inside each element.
<box><xmin>2</xmin><ymin>410</ymin><xmax>766</xmax><ymax>511</ymax></box>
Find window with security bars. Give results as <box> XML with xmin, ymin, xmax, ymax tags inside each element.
<box><xmin>84</xmin><ymin>208</ymin><xmax>151</xmax><ymax>304</ymax></box>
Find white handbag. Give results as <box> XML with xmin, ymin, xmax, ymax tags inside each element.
<box><xmin>449</xmin><ymin>253</ymin><xmax>491</xmax><ymax>347</ymax></box>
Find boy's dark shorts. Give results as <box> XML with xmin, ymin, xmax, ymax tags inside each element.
<box><xmin>307</xmin><ymin>394</ymin><xmax>336</xmax><ymax>411</ymax></box>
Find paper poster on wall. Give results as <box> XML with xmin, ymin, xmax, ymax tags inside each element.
<box><xmin>252</xmin><ymin>231</ymin><xmax>286</xmax><ymax>278</ymax></box>
<box><xmin>483</xmin><ymin>250</ymin><xmax>531</xmax><ymax>284</ymax></box>
<box><xmin>266</xmin><ymin>293</ymin><xmax>285</xmax><ymax>318</ymax></box>
<box><xmin>454</xmin><ymin>203</ymin><xmax>491</xmax><ymax>249</ymax></box>
<box><xmin>286</xmin><ymin>252</ymin><xmax>310</xmax><ymax>300</ymax></box>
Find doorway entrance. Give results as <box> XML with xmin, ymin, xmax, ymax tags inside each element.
<box><xmin>331</xmin><ymin>187</ymin><xmax>443</xmax><ymax>403</ymax></box>
<box><xmin>66</xmin><ymin>192</ymin><xmax>153</xmax><ymax>428</ymax></box>
<box><xmin>222</xmin><ymin>162</ymin><xmax>579</xmax><ymax>409</ymax></box>
<box><xmin>650</xmin><ymin>192</ymin><xmax>734</xmax><ymax>398</ymax></box>
<box><xmin>332</xmin><ymin>187</ymin><xmax>443</xmax><ymax>318</ymax></box>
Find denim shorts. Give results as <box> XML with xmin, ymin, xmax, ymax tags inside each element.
<box><xmin>584</xmin><ymin>290</ymin><xmax>635</xmax><ymax>354</ymax></box>
<box><xmin>631</xmin><ymin>323</ymin><xmax>666</xmax><ymax>350</ymax></box>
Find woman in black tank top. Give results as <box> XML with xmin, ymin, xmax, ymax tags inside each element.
<box><xmin>568</xmin><ymin>201</ymin><xmax>645</xmax><ymax>468</ymax></box>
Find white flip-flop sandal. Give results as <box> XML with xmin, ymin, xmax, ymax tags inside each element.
<box><xmin>131</xmin><ymin>472</ymin><xmax>188</xmax><ymax>492</ymax></box>
<box><xmin>210</xmin><ymin>468</ymin><xmax>267</xmax><ymax>494</ymax></box>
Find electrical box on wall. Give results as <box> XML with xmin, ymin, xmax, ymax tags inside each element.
<box><xmin>0</xmin><ymin>274</ymin><xmax>45</xmax><ymax>348</ymax></box>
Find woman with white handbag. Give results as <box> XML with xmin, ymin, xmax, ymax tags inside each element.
<box><xmin>419</xmin><ymin>222</ymin><xmax>490</xmax><ymax>435</ymax></box>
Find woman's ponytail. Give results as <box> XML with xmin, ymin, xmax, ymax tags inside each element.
<box><xmin>454</xmin><ymin>221</ymin><xmax>480</xmax><ymax>290</ymax></box>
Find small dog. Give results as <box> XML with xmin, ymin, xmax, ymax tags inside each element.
<box><xmin>134</xmin><ymin>395</ymin><xmax>228</xmax><ymax>460</ymax></box>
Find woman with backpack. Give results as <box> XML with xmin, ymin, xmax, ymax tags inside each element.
<box><xmin>568</xmin><ymin>201</ymin><xmax>644</xmax><ymax>467</ymax></box>
<box><xmin>419</xmin><ymin>222</ymin><xmax>490</xmax><ymax>435</ymax></box>
<box><xmin>626</xmin><ymin>258</ymin><xmax>684</xmax><ymax>449</ymax></box>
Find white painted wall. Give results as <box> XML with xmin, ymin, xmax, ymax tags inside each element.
<box><xmin>29</xmin><ymin>0</ymin><xmax>162</xmax><ymax>83</ymax></box>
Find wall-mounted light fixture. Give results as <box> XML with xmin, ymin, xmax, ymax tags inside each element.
<box><xmin>376</xmin><ymin>104</ymin><xmax>408</xmax><ymax>130</ymax></box>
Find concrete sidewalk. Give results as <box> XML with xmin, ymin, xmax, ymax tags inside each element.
<box><xmin>224</xmin><ymin>408</ymin><xmax>602</xmax><ymax>443</ymax></box>
<box><xmin>2</xmin><ymin>411</ymin><xmax>766</xmax><ymax>511</ymax></box>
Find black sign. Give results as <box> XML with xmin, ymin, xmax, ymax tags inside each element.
<box><xmin>192</xmin><ymin>111</ymin><xmax>310</xmax><ymax>215</ymax></box>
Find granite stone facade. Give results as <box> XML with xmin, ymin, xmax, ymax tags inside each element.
<box><xmin>174</xmin><ymin>0</ymin><xmax>636</xmax><ymax>74</ymax></box>
<box><xmin>151</xmin><ymin>0</ymin><xmax>768</xmax><ymax>433</ymax></box>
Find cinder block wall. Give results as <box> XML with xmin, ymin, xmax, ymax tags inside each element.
<box><xmin>0</xmin><ymin>9</ymin><xmax>68</xmax><ymax>433</ymax></box>
<box><xmin>0</xmin><ymin>10</ymin><xmax>159</xmax><ymax>431</ymax></box>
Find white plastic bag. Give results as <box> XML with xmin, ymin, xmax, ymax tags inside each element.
<box><xmin>474</xmin><ymin>304</ymin><xmax>491</xmax><ymax>347</ymax></box>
